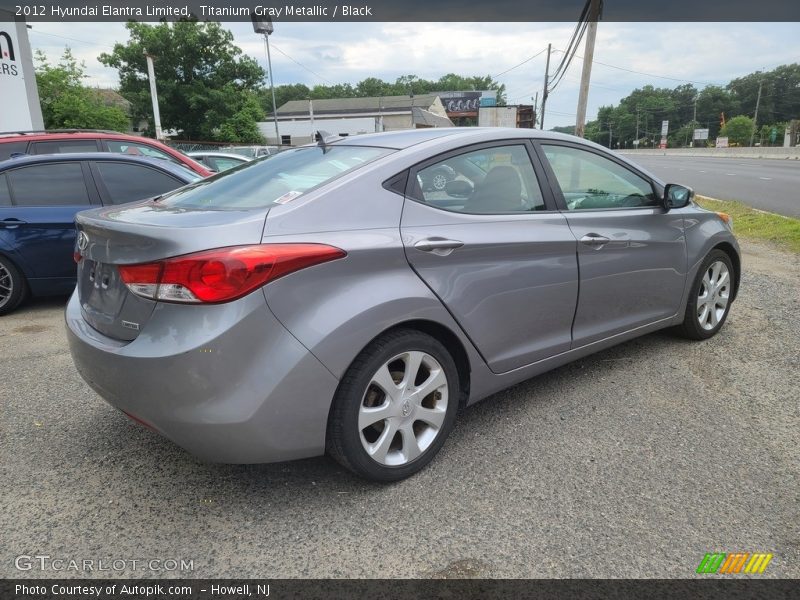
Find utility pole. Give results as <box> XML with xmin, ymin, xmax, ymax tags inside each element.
<box><xmin>308</xmin><ymin>98</ymin><xmax>314</xmax><ymax>142</ymax></box>
<box><xmin>691</xmin><ymin>95</ymin><xmax>698</xmax><ymax>147</ymax></box>
<box><xmin>540</xmin><ymin>43</ymin><xmax>551</xmax><ymax>130</ymax></box>
<box><xmin>749</xmin><ymin>79</ymin><xmax>763</xmax><ymax>148</ymax></box>
<box><xmin>252</xmin><ymin>16</ymin><xmax>280</xmax><ymax>144</ymax></box>
<box><xmin>574</xmin><ymin>0</ymin><xmax>601</xmax><ymax>138</ymax></box>
<box><xmin>533</xmin><ymin>92</ymin><xmax>539</xmax><ymax>127</ymax></box>
<box><xmin>143</xmin><ymin>51</ymin><xmax>163</xmax><ymax>140</ymax></box>
<box><xmin>607</xmin><ymin>121</ymin><xmax>612</xmax><ymax>148</ymax></box>
<box><xmin>635</xmin><ymin>106</ymin><xmax>640</xmax><ymax>149</ymax></box>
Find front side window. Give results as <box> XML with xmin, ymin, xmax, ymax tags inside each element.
<box><xmin>158</xmin><ymin>145</ymin><xmax>392</xmax><ymax>210</ymax></box>
<box><xmin>105</xmin><ymin>140</ymin><xmax>177</xmax><ymax>163</ymax></box>
<box><xmin>414</xmin><ymin>144</ymin><xmax>546</xmax><ymax>214</ymax></box>
<box><xmin>95</xmin><ymin>162</ymin><xmax>184</xmax><ymax>205</ymax></box>
<box><xmin>7</xmin><ymin>163</ymin><xmax>90</xmax><ymax>206</ymax></box>
<box><xmin>542</xmin><ymin>145</ymin><xmax>657</xmax><ymax>210</ymax></box>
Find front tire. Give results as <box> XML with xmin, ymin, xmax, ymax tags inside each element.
<box><xmin>327</xmin><ymin>329</ymin><xmax>460</xmax><ymax>482</ymax></box>
<box><xmin>676</xmin><ymin>249</ymin><xmax>735</xmax><ymax>340</ymax></box>
<box><xmin>0</xmin><ymin>255</ymin><xmax>27</xmax><ymax>316</ymax></box>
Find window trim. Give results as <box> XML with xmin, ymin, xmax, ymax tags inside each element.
<box><xmin>533</xmin><ymin>140</ymin><xmax>665</xmax><ymax>213</ymax></box>
<box><xmin>404</xmin><ymin>139</ymin><xmax>560</xmax><ymax>215</ymax></box>
<box><xmin>4</xmin><ymin>161</ymin><xmax>100</xmax><ymax>207</ymax></box>
<box><xmin>88</xmin><ymin>160</ymin><xmax>183</xmax><ymax>206</ymax></box>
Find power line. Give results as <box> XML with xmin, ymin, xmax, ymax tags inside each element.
<box><xmin>269</xmin><ymin>43</ymin><xmax>336</xmax><ymax>85</ymax></box>
<box><xmin>491</xmin><ymin>47</ymin><xmax>549</xmax><ymax>79</ymax></box>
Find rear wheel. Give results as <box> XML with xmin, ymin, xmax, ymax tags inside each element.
<box><xmin>676</xmin><ymin>249</ymin><xmax>734</xmax><ymax>340</ymax></box>
<box><xmin>327</xmin><ymin>329</ymin><xmax>460</xmax><ymax>482</ymax></box>
<box><xmin>0</xmin><ymin>255</ymin><xmax>27</xmax><ymax>316</ymax></box>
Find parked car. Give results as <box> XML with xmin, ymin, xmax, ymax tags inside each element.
<box><xmin>221</xmin><ymin>145</ymin><xmax>283</xmax><ymax>159</ymax></box>
<box><xmin>66</xmin><ymin>128</ymin><xmax>740</xmax><ymax>482</ymax></box>
<box><xmin>0</xmin><ymin>153</ymin><xmax>201</xmax><ymax>315</ymax></box>
<box><xmin>187</xmin><ymin>151</ymin><xmax>252</xmax><ymax>172</ymax></box>
<box><xmin>0</xmin><ymin>130</ymin><xmax>213</xmax><ymax>177</ymax></box>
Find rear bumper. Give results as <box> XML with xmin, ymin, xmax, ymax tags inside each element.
<box><xmin>65</xmin><ymin>290</ymin><xmax>339</xmax><ymax>463</ymax></box>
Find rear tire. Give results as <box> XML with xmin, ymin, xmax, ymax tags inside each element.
<box><xmin>675</xmin><ymin>249</ymin><xmax>734</xmax><ymax>340</ymax></box>
<box><xmin>327</xmin><ymin>329</ymin><xmax>460</xmax><ymax>482</ymax></box>
<box><xmin>0</xmin><ymin>255</ymin><xmax>27</xmax><ymax>316</ymax></box>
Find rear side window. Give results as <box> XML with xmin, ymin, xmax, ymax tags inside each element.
<box><xmin>159</xmin><ymin>145</ymin><xmax>392</xmax><ymax>210</ymax></box>
<box><xmin>0</xmin><ymin>141</ymin><xmax>29</xmax><ymax>161</ymax></box>
<box><xmin>0</xmin><ymin>174</ymin><xmax>10</xmax><ymax>206</ymax></box>
<box><xmin>31</xmin><ymin>140</ymin><xmax>100</xmax><ymax>154</ymax></box>
<box><xmin>7</xmin><ymin>163</ymin><xmax>91</xmax><ymax>206</ymax></box>
<box><xmin>94</xmin><ymin>162</ymin><xmax>184</xmax><ymax>205</ymax></box>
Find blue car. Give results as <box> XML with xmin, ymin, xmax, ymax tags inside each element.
<box><xmin>0</xmin><ymin>153</ymin><xmax>201</xmax><ymax>315</ymax></box>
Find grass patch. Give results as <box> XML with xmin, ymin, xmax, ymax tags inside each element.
<box><xmin>695</xmin><ymin>196</ymin><xmax>800</xmax><ymax>253</ymax></box>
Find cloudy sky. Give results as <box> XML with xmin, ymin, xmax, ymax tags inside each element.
<box><xmin>25</xmin><ymin>21</ymin><xmax>800</xmax><ymax>128</ymax></box>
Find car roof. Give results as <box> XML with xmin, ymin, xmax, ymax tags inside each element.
<box><xmin>331</xmin><ymin>127</ymin><xmax>598</xmax><ymax>150</ymax></box>
<box><xmin>0</xmin><ymin>152</ymin><xmax>198</xmax><ymax>180</ymax></box>
<box><xmin>0</xmin><ymin>130</ymin><xmax>155</xmax><ymax>142</ymax></box>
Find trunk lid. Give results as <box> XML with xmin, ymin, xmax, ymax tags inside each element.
<box><xmin>75</xmin><ymin>200</ymin><xmax>268</xmax><ymax>341</ymax></box>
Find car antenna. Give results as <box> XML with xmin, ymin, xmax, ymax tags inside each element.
<box><xmin>315</xmin><ymin>130</ymin><xmax>335</xmax><ymax>153</ymax></box>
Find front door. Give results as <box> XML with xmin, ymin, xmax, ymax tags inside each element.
<box><xmin>537</xmin><ymin>142</ymin><xmax>687</xmax><ymax>347</ymax></box>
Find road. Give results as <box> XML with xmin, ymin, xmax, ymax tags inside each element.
<box><xmin>624</xmin><ymin>154</ymin><xmax>800</xmax><ymax>218</ymax></box>
<box><xmin>2</xmin><ymin>240</ymin><xmax>798</xmax><ymax>579</ymax></box>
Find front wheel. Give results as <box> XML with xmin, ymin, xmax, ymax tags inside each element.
<box><xmin>326</xmin><ymin>329</ymin><xmax>460</xmax><ymax>482</ymax></box>
<box><xmin>0</xmin><ymin>255</ymin><xmax>27</xmax><ymax>316</ymax></box>
<box><xmin>676</xmin><ymin>249</ymin><xmax>735</xmax><ymax>340</ymax></box>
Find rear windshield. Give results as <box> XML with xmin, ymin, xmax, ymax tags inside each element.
<box><xmin>158</xmin><ymin>145</ymin><xmax>392</xmax><ymax>210</ymax></box>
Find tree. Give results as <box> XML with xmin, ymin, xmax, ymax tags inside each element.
<box><xmin>99</xmin><ymin>20</ymin><xmax>265</xmax><ymax>141</ymax></box>
<box><xmin>720</xmin><ymin>115</ymin><xmax>754</xmax><ymax>146</ymax></box>
<box><xmin>35</xmin><ymin>48</ymin><xmax>129</xmax><ymax>132</ymax></box>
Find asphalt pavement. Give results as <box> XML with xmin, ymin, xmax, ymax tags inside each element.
<box><xmin>624</xmin><ymin>154</ymin><xmax>800</xmax><ymax>218</ymax></box>
<box><xmin>1</xmin><ymin>240</ymin><xmax>798</xmax><ymax>579</ymax></box>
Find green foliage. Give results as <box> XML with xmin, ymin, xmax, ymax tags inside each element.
<box><xmin>720</xmin><ymin>115</ymin><xmax>755</xmax><ymax>146</ymax></box>
<box><xmin>583</xmin><ymin>63</ymin><xmax>799</xmax><ymax>148</ymax></box>
<box><xmin>259</xmin><ymin>73</ymin><xmax>508</xmax><ymax>113</ymax></box>
<box><xmin>35</xmin><ymin>48</ymin><xmax>129</xmax><ymax>132</ymax></box>
<box><xmin>99</xmin><ymin>20</ymin><xmax>265</xmax><ymax>142</ymax></box>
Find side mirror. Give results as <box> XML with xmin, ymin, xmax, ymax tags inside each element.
<box><xmin>663</xmin><ymin>183</ymin><xmax>694</xmax><ymax>210</ymax></box>
<box><xmin>445</xmin><ymin>180</ymin><xmax>474</xmax><ymax>198</ymax></box>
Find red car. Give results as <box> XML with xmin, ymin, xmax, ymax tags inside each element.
<box><xmin>0</xmin><ymin>130</ymin><xmax>212</xmax><ymax>177</ymax></box>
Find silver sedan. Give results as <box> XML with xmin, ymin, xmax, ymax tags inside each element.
<box><xmin>67</xmin><ymin>128</ymin><xmax>740</xmax><ymax>481</ymax></box>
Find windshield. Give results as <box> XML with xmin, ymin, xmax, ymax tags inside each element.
<box><xmin>159</xmin><ymin>145</ymin><xmax>392</xmax><ymax>210</ymax></box>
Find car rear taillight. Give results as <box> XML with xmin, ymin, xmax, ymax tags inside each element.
<box><xmin>118</xmin><ymin>244</ymin><xmax>346</xmax><ymax>304</ymax></box>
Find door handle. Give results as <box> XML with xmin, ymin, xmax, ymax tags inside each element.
<box><xmin>0</xmin><ymin>218</ymin><xmax>27</xmax><ymax>229</ymax></box>
<box><xmin>414</xmin><ymin>238</ymin><xmax>464</xmax><ymax>255</ymax></box>
<box><xmin>580</xmin><ymin>233</ymin><xmax>610</xmax><ymax>248</ymax></box>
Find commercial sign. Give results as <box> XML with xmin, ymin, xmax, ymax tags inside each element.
<box><xmin>661</xmin><ymin>120</ymin><xmax>669</xmax><ymax>136</ymax></box>
<box><xmin>439</xmin><ymin>91</ymin><xmax>496</xmax><ymax>115</ymax></box>
<box><xmin>0</xmin><ymin>14</ymin><xmax>42</xmax><ymax>132</ymax></box>
<box><xmin>693</xmin><ymin>128</ymin><xmax>710</xmax><ymax>140</ymax></box>
<box><xmin>716</xmin><ymin>137</ymin><xmax>729</xmax><ymax>148</ymax></box>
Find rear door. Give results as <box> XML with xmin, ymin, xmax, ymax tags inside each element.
<box><xmin>536</xmin><ymin>142</ymin><xmax>687</xmax><ymax>347</ymax></box>
<box><xmin>0</xmin><ymin>161</ymin><xmax>97</xmax><ymax>280</ymax></box>
<box><xmin>401</xmin><ymin>141</ymin><xmax>579</xmax><ymax>374</ymax></box>
<box><xmin>89</xmin><ymin>161</ymin><xmax>187</xmax><ymax>205</ymax></box>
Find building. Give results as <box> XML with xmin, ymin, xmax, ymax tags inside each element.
<box><xmin>478</xmin><ymin>105</ymin><xmax>536</xmax><ymax>129</ymax></box>
<box><xmin>263</xmin><ymin>94</ymin><xmax>454</xmax><ymax>146</ymax></box>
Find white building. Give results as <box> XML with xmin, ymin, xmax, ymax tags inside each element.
<box><xmin>262</xmin><ymin>94</ymin><xmax>454</xmax><ymax>146</ymax></box>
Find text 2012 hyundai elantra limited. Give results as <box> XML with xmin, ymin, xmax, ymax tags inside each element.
<box><xmin>67</xmin><ymin>128</ymin><xmax>740</xmax><ymax>481</ymax></box>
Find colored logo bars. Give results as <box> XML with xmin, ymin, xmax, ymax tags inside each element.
<box><xmin>696</xmin><ymin>553</ymin><xmax>773</xmax><ymax>574</ymax></box>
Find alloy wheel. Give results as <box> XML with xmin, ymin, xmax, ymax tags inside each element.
<box><xmin>0</xmin><ymin>262</ymin><xmax>13</xmax><ymax>309</ymax></box>
<box><xmin>359</xmin><ymin>351</ymin><xmax>448</xmax><ymax>466</ymax></box>
<box><xmin>696</xmin><ymin>260</ymin><xmax>730</xmax><ymax>331</ymax></box>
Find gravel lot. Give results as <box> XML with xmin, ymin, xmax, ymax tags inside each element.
<box><xmin>1</xmin><ymin>240</ymin><xmax>798</xmax><ymax>579</ymax></box>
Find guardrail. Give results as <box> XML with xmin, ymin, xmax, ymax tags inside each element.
<box><xmin>619</xmin><ymin>147</ymin><xmax>800</xmax><ymax>160</ymax></box>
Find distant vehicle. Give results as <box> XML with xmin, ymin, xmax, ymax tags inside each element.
<box><xmin>0</xmin><ymin>153</ymin><xmax>200</xmax><ymax>315</ymax></box>
<box><xmin>187</xmin><ymin>151</ymin><xmax>252</xmax><ymax>172</ymax></box>
<box><xmin>221</xmin><ymin>145</ymin><xmax>283</xmax><ymax>159</ymax></box>
<box><xmin>0</xmin><ymin>130</ymin><xmax>213</xmax><ymax>177</ymax></box>
<box><xmin>65</xmin><ymin>128</ymin><xmax>740</xmax><ymax>482</ymax></box>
